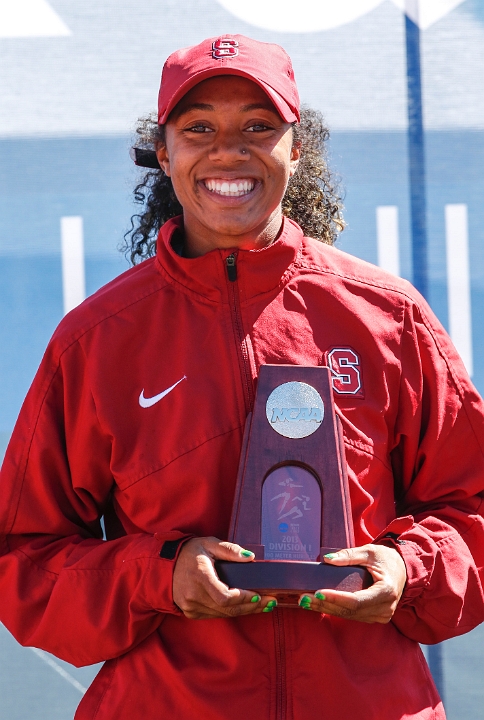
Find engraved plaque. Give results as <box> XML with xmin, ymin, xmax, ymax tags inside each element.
<box><xmin>261</xmin><ymin>466</ymin><xmax>321</xmax><ymax>561</ymax></box>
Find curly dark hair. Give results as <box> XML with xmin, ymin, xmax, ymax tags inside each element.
<box><xmin>123</xmin><ymin>107</ymin><xmax>345</xmax><ymax>264</ymax></box>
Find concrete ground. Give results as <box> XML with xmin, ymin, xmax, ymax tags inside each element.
<box><xmin>0</xmin><ymin>622</ymin><xmax>101</xmax><ymax>720</ymax></box>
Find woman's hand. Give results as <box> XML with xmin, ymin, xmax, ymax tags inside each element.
<box><xmin>173</xmin><ymin>536</ymin><xmax>277</xmax><ymax>619</ymax></box>
<box><xmin>298</xmin><ymin>544</ymin><xmax>407</xmax><ymax>623</ymax></box>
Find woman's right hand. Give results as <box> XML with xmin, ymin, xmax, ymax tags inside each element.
<box><xmin>172</xmin><ymin>536</ymin><xmax>277</xmax><ymax>619</ymax></box>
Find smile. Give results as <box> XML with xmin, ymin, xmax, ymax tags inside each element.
<box><xmin>203</xmin><ymin>179</ymin><xmax>255</xmax><ymax>197</ymax></box>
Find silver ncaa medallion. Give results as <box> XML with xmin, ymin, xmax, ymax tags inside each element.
<box><xmin>265</xmin><ymin>381</ymin><xmax>324</xmax><ymax>439</ymax></box>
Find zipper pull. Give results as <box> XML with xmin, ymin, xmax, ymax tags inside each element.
<box><xmin>226</xmin><ymin>253</ymin><xmax>237</xmax><ymax>282</ymax></box>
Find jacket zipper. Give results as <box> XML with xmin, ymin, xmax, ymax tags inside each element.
<box><xmin>226</xmin><ymin>252</ymin><xmax>286</xmax><ymax>718</ymax></box>
<box><xmin>273</xmin><ymin>609</ymin><xmax>287</xmax><ymax>720</ymax></box>
<box><xmin>225</xmin><ymin>253</ymin><xmax>255</xmax><ymax>413</ymax></box>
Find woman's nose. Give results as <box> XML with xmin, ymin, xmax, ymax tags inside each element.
<box><xmin>207</xmin><ymin>134</ymin><xmax>249</xmax><ymax>163</ymax></box>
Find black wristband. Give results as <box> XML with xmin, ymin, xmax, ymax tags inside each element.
<box><xmin>159</xmin><ymin>537</ymin><xmax>190</xmax><ymax>560</ymax></box>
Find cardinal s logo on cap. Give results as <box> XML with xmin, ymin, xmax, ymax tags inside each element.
<box><xmin>212</xmin><ymin>39</ymin><xmax>239</xmax><ymax>59</ymax></box>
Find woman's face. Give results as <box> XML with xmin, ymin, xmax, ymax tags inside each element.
<box><xmin>156</xmin><ymin>75</ymin><xmax>300</xmax><ymax>257</ymax></box>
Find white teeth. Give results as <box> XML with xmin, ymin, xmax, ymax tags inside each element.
<box><xmin>204</xmin><ymin>179</ymin><xmax>255</xmax><ymax>197</ymax></box>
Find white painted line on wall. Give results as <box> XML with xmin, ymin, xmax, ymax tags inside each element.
<box><xmin>376</xmin><ymin>206</ymin><xmax>400</xmax><ymax>276</ymax></box>
<box><xmin>445</xmin><ymin>204</ymin><xmax>473</xmax><ymax>375</ymax></box>
<box><xmin>393</xmin><ymin>0</ymin><xmax>466</xmax><ymax>30</ymax></box>
<box><xmin>215</xmin><ymin>0</ymin><xmax>382</xmax><ymax>33</ymax></box>
<box><xmin>30</xmin><ymin>647</ymin><xmax>87</xmax><ymax>694</ymax></box>
<box><xmin>61</xmin><ymin>216</ymin><xmax>86</xmax><ymax>315</ymax></box>
<box><xmin>0</xmin><ymin>0</ymin><xmax>71</xmax><ymax>38</ymax></box>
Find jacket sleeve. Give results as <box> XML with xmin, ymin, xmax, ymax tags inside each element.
<box><xmin>0</xmin><ymin>333</ymin><xmax>188</xmax><ymax>667</ymax></box>
<box><xmin>382</xmin><ymin>296</ymin><xmax>484</xmax><ymax>644</ymax></box>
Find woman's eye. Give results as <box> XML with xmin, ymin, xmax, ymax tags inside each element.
<box><xmin>186</xmin><ymin>124</ymin><xmax>212</xmax><ymax>133</ymax></box>
<box><xmin>246</xmin><ymin>124</ymin><xmax>272</xmax><ymax>133</ymax></box>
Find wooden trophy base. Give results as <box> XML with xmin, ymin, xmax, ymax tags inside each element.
<box><xmin>215</xmin><ymin>557</ymin><xmax>372</xmax><ymax>608</ymax></box>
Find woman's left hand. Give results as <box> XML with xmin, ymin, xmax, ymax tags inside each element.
<box><xmin>299</xmin><ymin>544</ymin><xmax>407</xmax><ymax>623</ymax></box>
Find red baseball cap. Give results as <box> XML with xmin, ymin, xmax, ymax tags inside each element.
<box><xmin>158</xmin><ymin>34</ymin><xmax>300</xmax><ymax>125</ymax></box>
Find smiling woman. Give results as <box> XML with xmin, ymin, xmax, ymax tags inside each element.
<box><xmin>155</xmin><ymin>75</ymin><xmax>299</xmax><ymax>257</ymax></box>
<box><xmin>1</xmin><ymin>32</ymin><xmax>484</xmax><ymax>720</ymax></box>
<box><xmin>125</xmin><ymin>103</ymin><xmax>344</xmax><ymax>263</ymax></box>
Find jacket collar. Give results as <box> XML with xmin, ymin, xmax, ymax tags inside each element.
<box><xmin>155</xmin><ymin>215</ymin><xmax>304</xmax><ymax>303</ymax></box>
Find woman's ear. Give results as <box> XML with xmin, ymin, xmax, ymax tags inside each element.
<box><xmin>155</xmin><ymin>142</ymin><xmax>171</xmax><ymax>177</ymax></box>
<box><xmin>289</xmin><ymin>142</ymin><xmax>301</xmax><ymax>177</ymax></box>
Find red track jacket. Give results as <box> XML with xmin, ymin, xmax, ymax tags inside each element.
<box><xmin>1</xmin><ymin>217</ymin><xmax>484</xmax><ymax>719</ymax></box>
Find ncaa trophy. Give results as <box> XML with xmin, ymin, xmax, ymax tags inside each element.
<box><xmin>215</xmin><ymin>365</ymin><xmax>371</xmax><ymax>606</ymax></box>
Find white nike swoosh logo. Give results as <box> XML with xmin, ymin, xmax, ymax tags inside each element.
<box><xmin>139</xmin><ymin>376</ymin><xmax>187</xmax><ymax>408</ymax></box>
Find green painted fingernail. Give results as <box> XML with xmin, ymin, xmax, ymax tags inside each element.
<box><xmin>240</xmin><ymin>549</ymin><xmax>254</xmax><ymax>558</ymax></box>
<box><xmin>263</xmin><ymin>600</ymin><xmax>277</xmax><ymax>613</ymax></box>
<box><xmin>315</xmin><ymin>592</ymin><xmax>326</xmax><ymax>601</ymax></box>
<box><xmin>251</xmin><ymin>595</ymin><xmax>260</xmax><ymax>603</ymax></box>
<box><xmin>324</xmin><ymin>553</ymin><xmax>337</xmax><ymax>559</ymax></box>
<box><xmin>300</xmin><ymin>595</ymin><xmax>312</xmax><ymax>605</ymax></box>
